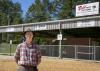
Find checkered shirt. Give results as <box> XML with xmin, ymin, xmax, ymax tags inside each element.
<box><xmin>14</xmin><ymin>42</ymin><xmax>41</xmax><ymax>66</ymax></box>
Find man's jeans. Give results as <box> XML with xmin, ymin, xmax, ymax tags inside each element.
<box><xmin>17</xmin><ymin>65</ymin><xmax>38</xmax><ymax>71</ymax></box>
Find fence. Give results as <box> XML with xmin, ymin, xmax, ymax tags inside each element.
<box><xmin>0</xmin><ymin>43</ymin><xmax>100</xmax><ymax>61</ymax></box>
<box><xmin>0</xmin><ymin>43</ymin><xmax>17</xmax><ymax>55</ymax></box>
<box><xmin>40</xmin><ymin>45</ymin><xmax>100</xmax><ymax>61</ymax></box>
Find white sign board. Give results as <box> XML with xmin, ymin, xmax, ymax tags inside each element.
<box><xmin>76</xmin><ymin>2</ymin><xmax>99</xmax><ymax>17</ymax></box>
<box><xmin>34</xmin><ymin>25</ymin><xmax>47</xmax><ymax>30</ymax></box>
<box><xmin>10</xmin><ymin>40</ymin><xmax>12</xmax><ymax>44</ymax></box>
<box><xmin>57</xmin><ymin>34</ymin><xmax>62</xmax><ymax>40</ymax></box>
<box><xmin>6</xmin><ymin>28</ymin><xmax>14</xmax><ymax>32</ymax></box>
<box><xmin>77</xmin><ymin>21</ymin><xmax>95</xmax><ymax>27</ymax></box>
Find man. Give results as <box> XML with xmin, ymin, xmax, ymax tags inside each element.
<box><xmin>14</xmin><ymin>28</ymin><xmax>41</xmax><ymax>71</ymax></box>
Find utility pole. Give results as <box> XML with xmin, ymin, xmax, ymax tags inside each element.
<box><xmin>7</xmin><ymin>12</ymin><xmax>10</xmax><ymax>42</ymax></box>
<box><xmin>58</xmin><ymin>21</ymin><xmax>62</xmax><ymax>59</ymax></box>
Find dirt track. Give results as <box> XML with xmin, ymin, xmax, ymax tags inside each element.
<box><xmin>0</xmin><ymin>55</ymin><xmax>14</xmax><ymax>60</ymax></box>
<box><xmin>0</xmin><ymin>55</ymin><xmax>100</xmax><ymax>71</ymax></box>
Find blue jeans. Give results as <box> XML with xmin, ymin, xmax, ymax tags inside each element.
<box><xmin>17</xmin><ymin>65</ymin><xmax>38</xmax><ymax>71</ymax></box>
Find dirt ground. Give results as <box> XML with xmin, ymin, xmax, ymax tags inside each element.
<box><xmin>0</xmin><ymin>57</ymin><xmax>100</xmax><ymax>71</ymax></box>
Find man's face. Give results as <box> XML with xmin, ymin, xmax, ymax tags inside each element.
<box><xmin>25</xmin><ymin>32</ymin><xmax>33</xmax><ymax>42</ymax></box>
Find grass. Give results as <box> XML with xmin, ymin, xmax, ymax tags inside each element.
<box><xmin>0</xmin><ymin>58</ymin><xmax>100</xmax><ymax>71</ymax></box>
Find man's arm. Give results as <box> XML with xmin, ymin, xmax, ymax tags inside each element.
<box><xmin>36</xmin><ymin>46</ymin><xmax>41</xmax><ymax>65</ymax></box>
<box><xmin>14</xmin><ymin>44</ymin><xmax>21</xmax><ymax>64</ymax></box>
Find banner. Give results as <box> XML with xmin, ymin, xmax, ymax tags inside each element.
<box><xmin>76</xmin><ymin>2</ymin><xmax>99</xmax><ymax>17</ymax></box>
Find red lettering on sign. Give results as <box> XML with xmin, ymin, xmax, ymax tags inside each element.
<box><xmin>78</xmin><ymin>5</ymin><xmax>86</xmax><ymax>11</ymax></box>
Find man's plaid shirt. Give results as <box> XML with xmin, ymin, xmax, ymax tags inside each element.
<box><xmin>14</xmin><ymin>42</ymin><xmax>41</xmax><ymax>66</ymax></box>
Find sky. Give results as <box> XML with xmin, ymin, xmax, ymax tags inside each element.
<box><xmin>12</xmin><ymin>0</ymin><xmax>34</xmax><ymax>16</ymax></box>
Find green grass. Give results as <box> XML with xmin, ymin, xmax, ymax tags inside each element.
<box><xmin>0</xmin><ymin>43</ymin><xmax>17</xmax><ymax>54</ymax></box>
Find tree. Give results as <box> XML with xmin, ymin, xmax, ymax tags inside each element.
<box><xmin>57</xmin><ymin>0</ymin><xmax>73</xmax><ymax>19</ymax></box>
<box><xmin>0</xmin><ymin>0</ymin><xmax>23</xmax><ymax>43</ymax></box>
<box><xmin>25</xmin><ymin>0</ymin><xmax>46</xmax><ymax>23</ymax></box>
<box><xmin>25</xmin><ymin>0</ymin><xmax>57</xmax><ymax>23</ymax></box>
<box><xmin>11</xmin><ymin>2</ymin><xmax>23</xmax><ymax>25</ymax></box>
<box><xmin>0</xmin><ymin>0</ymin><xmax>23</xmax><ymax>26</ymax></box>
<box><xmin>0</xmin><ymin>0</ymin><xmax>13</xmax><ymax>26</ymax></box>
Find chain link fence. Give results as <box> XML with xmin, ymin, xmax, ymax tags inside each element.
<box><xmin>0</xmin><ymin>43</ymin><xmax>17</xmax><ymax>55</ymax></box>
<box><xmin>40</xmin><ymin>45</ymin><xmax>100</xmax><ymax>61</ymax></box>
<box><xmin>0</xmin><ymin>43</ymin><xmax>100</xmax><ymax>61</ymax></box>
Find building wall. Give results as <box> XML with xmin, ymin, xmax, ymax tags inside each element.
<box><xmin>66</xmin><ymin>37</ymin><xmax>89</xmax><ymax>45</ymax></box>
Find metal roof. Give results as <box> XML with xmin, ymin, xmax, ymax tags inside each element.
<box><xmin>0</xmin><ymin>15</ymin><xmax>100</xmax><ymax>33</ymax></box>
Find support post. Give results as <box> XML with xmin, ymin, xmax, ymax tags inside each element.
<box><xmin>58</xmin><ymin>22</ymin><xmax>62</xmax><ymax>58</ymax></box>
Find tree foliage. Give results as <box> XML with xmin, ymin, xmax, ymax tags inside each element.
<box><xmin>0</xmin><ymin>0</ymin><xmax>23</xmax><ymax>26</ymax></box>
<box><xmin>25</xmin><ymin>0</ymin><xmax>57</xmax><ymax>23</ymax></box>
<box><xmin>0</xmin><ymin>0</ymin><xmax>23</xmax><ymax>43</ymax></box>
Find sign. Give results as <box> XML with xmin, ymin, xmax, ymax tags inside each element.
<box><xmin>77</xmin><ymin>21</ymin><xmax>95</xmax><ymax>27</ymax></box>
<box><xmin>6</xmin><ymin>28</ymin><xmax>14</xmax><ymax>32</ymax></box>
<box><xmin>76</xmin><ymin>2</ymin><xmax>99</xmax><ymax>17</ymax></box>
<box><xmin>10</xmin><ymin>40</ymin><xmax>12</xmax><ymax>44</ymax></box>
<box><xmin>57</xmin><ymin>34</ymin><xmax>62</xmax><ymax>40</ymax></box>
<box><xmin>34</xmin><ymin>25</ymin><xmax>47</xmax><ymax>30</ymax></box>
